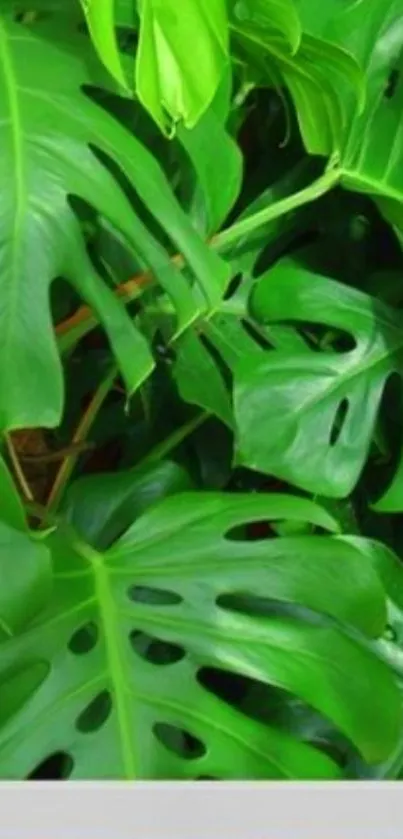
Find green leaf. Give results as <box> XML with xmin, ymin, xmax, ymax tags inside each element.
<box><xmin>173</xmin><ymin>331</ymin><xmax>233</xmax><ymax>429</ymax></box>
<box><xmin>80</xmin><ymin>0</ymin><xmax>127</xmax><ymax>89</ymax></box>
<box><xmin>304</xmin><ymin>0</ymin><xmax>403</xmax><ymax>225</ymax></box>
<box><xmin>136</xmin><ymin>0</ymin><xmax>229</xmax><ymax>133</ymax></box>
<box><xmin>231</xmin><ymin>0</ymin><xmax>302</xmax><ymax>54</ymax></box>
<box><xmin>61</xmin><ymin>460</ymin><xmax>193</xmax><ymax>550</ymax></box>
<box><xmin>10</xmin><ymin>0</ymin><xmax>83</xmax><ymax>19</ymax></box>
<box><xmin>114</xmin><ymin>0</ymin><xmax>138</xmax><ymax>27</ymax></box>
<box><xmin>0</xmin><ymin>455</ymin><xmax>27</xmax><ymax>533</ymax></box>
<box><xmin>335</xmin><ymin>1</ymin><xmax>403</xmax><ymax>227</ymax></box>
<box><xmin>0</xmin><ymin>491</ymin><xmax>399</xmax><ymax>778</ymax></box>
<box><xmin>0</xmin><ymin>457</ymin><xmax>52</xmax><ymax>635</ymax></box>
<box><xmin>0</xmin><ymin>521</ymin><xmax>51</xmax><ymax>637</ymax></box>
<box><xmin>234</xmin><ymin>260</ymin><xmax>403</xmax><ymax>498</ymax></box>
<box><xmin>0</xmin><ymin>10</ymin><xmax>229</xmax><ymax>431</ymax></box>
<box><xmin>230</xmin><ymin>0</ymin><xmax>362</xmax><ymax>155</ymax></box>
<box><xmin>177</xmin><ymin>73</ymin><xmax>243</xmax><ymax>235</ymax></box>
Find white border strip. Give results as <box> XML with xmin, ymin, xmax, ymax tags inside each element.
<box><xmin>1</xmin><ymin>782</ymin><xmax>403</xmax><ymax>838</ymax></box>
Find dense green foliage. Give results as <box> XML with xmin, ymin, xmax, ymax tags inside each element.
<box><xmin>1</xmin><ymin>0</ymin><xmax>403</xmax><ymax>780</ymax></box>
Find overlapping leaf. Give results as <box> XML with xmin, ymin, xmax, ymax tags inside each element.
<box><xmin>81</xmin><ymin>0</ymin><xmax>127</xmax><ymax>89</ymax></box>
<box><xmin>234</xmin><ymin>260</ymin><xmax>403</xmax><ymax>499</ymax></box>
<box><xmin>229</xmin><ymin>0</ymin><xmax>362</xmax><ymax>155</ymax></box>
<box><xmin>136</xmin><ymin>0</ymin><xmax>229</xmax><ymax>133</ymax></box>
<box><xmin>0</xmin><ymin>488</ymin><xmax>400</xmax><ymax>779</ymax></box>
<box><xmin>301</xmin><ymin>0</ymin><xmax>403</xmax><ymax>226</ymax></box>
<box><xmin>177</xmin><ymin>72</ymin><xmax>243</xmax><ymax>236</ymax></box>
<box><xmin>0</xmin><ymin>9</ymin><xmax>229</xmax><ymax>431</ymax></box>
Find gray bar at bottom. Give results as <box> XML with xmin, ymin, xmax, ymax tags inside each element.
<box><xmin>0</xmin><ymin>781</ymin><xmax>402</xmax><ymax>839</ymax></box>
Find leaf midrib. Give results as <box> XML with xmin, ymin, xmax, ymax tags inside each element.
<box><xmin>76</xmin><ymin>540</ymin><xmax>137</xmax><ymax>778</ymax></box>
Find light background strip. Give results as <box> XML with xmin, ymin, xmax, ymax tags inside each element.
<box><xmin>1</xmin><ymin>781</ymin><xmax>403</xmax><ymax>838</ymax></box>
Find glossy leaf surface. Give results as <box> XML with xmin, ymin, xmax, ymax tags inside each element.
<box><xmin>0</xmin><ymin>491</ymin><xmax>398</xmax><ymax>778</ymax></box>
<box><xmin>136</xmin><ymin>0</ymin><xmax>229</xmax><ymax>132</ymax></box>
<box><xmin>235</xmin><ymin>260</ymin><xmax>403</xmax><ymax>498</ymax></box>
<box><xmin>0</xmin><ymin>9</ymin><xmax>228</xmax><ymax>430</ymax></box>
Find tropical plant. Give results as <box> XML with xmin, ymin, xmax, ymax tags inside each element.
<box><xmin>1</xmin><ymin>0</ymin><xmax>403</xmax><ymax>780</ymax></box>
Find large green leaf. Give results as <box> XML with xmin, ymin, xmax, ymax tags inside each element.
<box><xmin>0</xmin><ymin>490</ymin><xmax>400</xmax><ymax>778</ymax></box>
<box><xmin>335</xmin><ymin>536</ymin><xmax>403</xmax><ymax>780</ymax></box>
<box><xmin>136</xmin><ymin>0</ymin><xmax>229</xmax><ymax>133</ymax></box>
<box><xmin>234</xmin><ymin>260</ymin><xmax>403</xmax><ymax>498</ymax></box>
<box><xmin>0</xmin><ymin>10</ymin><xmax>229</xmax><ymax>431</ymax></box>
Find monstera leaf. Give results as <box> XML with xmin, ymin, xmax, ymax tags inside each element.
<box><xmin>334</xmin><ymin>0</ymin><xmax>403</xmax><ymax>227</ymax></box>
<box><xmin>229</xmin><ymin>0</ymin><xmax>362</xmax><ymax>155</ymax></box>
<box><xmin>300</xmin><ymin>0</ymin><xmax>403</xmax><ymax>226</ymax></box>
<box><xmin>234</xmin><ymin>260</ymin><xmax>403</xmax><ymax>499</ymax></box>
<box><xmin>0</xmin><ymin>8</ymin><xmax>229</xmax><ymax>431</ymax></box>
<box><xmin>0</xmin><ymin>489</ymin><xmax>400</xmax><ymax>779</ymax></box>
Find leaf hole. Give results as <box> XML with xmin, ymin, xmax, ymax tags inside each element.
<box><xmin>76</xmin><ymin>690</ymin><xmax>112</xmax><ymax>733</ymax></box>
<box><xmin>153</xmin><ymin>723</ymin><xmax>206</xmax><ymax>760</ymax></box>
<box><xmin>241</xmin><ymin>319</ymin><xmax>273</xmax><ymax>350</ymax></box>
<box><xmin>383</xmin><ymin>624</ymin><xmax>397</xmax><ymax>643</ymax></box>
<box><xmin>296</xmin><ymin>323</ymin><xmax>355</xmax><ymax>353</ymax></box>
<box><xmin>127</xmin><ymin>585</ymin><xmax>182</xmax><ymax>606</ymax></box>
<box><xmin>86</xmin><ymin>142</ymin><xmax>172</xmax><ymax>252</ymax></box>
<box><xmin>329</xmin><ymin>398</ymin><xmax>349</xmax><ymax>446</ymax></box>
<box><xmin>385</xmin><ymin>68</ymin><xmax>400</xmax><ymax>99</ymax></box>
<box><xmin>216</xmin><ymin>595</ymin><xmax>317</xmax><ymax>623</ymax></box>
<box><xmin>225</xmin><ymin>520</ymin><xmax>275</xmax><ymax>541</ymax></box>
<box><xmin>68</xmin><ymin>622</ymin><xmax>99</xmax><ymax>655</ymax></box>
<box><xmin>224</xmin><ymin>272</ymin><xmax>242</xmax><ymax>301</ymax></box>
<box><xmin>197</xmin><ymin>667</ymin><xmax>255</xmax><ymax>708</ymax></box>
<box><xmin>199</xmin><ymin>333</ymin><xmax>233</xmax><ymax>389</ymax></box>
<box><xmin>129</xmin><ymin>630</ymin><xmax>186</xmax><ymax>665</ymax></box>
<box><xmin>197</xmin><ymin>667</ymin><xmax>298</xmax><ymax>724</ymax></box>
<box><xmin>27</xmin><ymin>752</ymin><xmax>74</xmax><ymax>780</ymax></box>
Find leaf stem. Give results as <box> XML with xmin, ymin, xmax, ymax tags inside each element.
<box><xmin>46</xmin><ymin>366</ymin><xmax>117</xmax><ymax>512</ymax></box>
<box><xmin>135</xmin><ymin>411</ymin><xmax>210</xmax><ymax>471</ymax></box>
<box><xmin>56</xmin><ymin>168</ymin><xmax>340</xmax><ymax>348</ymax></box>
<box><xmin>4</xmin><ymin>433</ymin><xmax>34</xmax><ymax>502</ymax></box>
<box><xmin>214</xmin><ymin>165</ymin><xmax>340</xmax><ymax>249</ymax></box>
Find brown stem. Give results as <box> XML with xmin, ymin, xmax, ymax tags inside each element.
<box><xmin>4</xmin><ymin>433</ymin><xmax>34</xmax><ymax>502</ymax></box>
<box><xmin>46</xmin><ymin>367</ymin><xmax>117</xmax><ymax>512</ymax></box>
